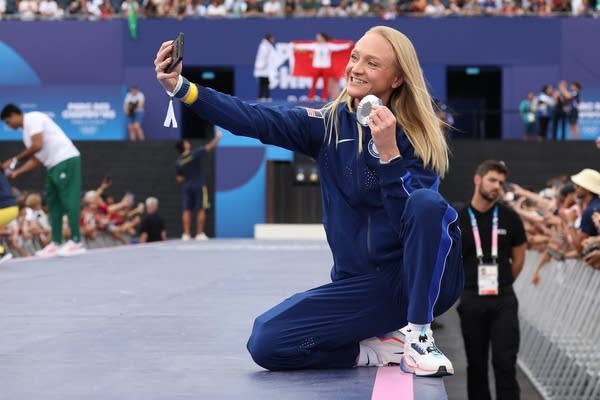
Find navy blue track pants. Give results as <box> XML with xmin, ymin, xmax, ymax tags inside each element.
<box><xmin>247</xmin><ymin>189</ymin><xmax>464</xmax><ymax>370</ymax></box>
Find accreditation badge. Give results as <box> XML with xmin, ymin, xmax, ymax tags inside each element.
<box><xmin>478</xmin><ymin>264</ymin><xmax>499</xmax><ymax>296</ymax></box>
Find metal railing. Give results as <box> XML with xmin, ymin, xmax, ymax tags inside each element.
<box><xmin>515</xmin><ymin>251</ymin><xmax>600</xmax><ymax>399</ymax></box>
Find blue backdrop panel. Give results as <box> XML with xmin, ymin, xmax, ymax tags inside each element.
<box><xmin>0</xmin><ymin>22</ymin><xmax>123</xmax><ymax>85</ymax></box>
<box><xmin>215</xmin><ymin>128</ymin><xmax>293</xmax><ymax>237</ymax></box>
<box><xmin>0</xmin><ymin>85</ymin><xmax>126</xmax><ymax>141</ymax></box>
<box><xmin>215</xmin><ymin>146</ymin><xmax>266</xmax><ymax>237</ymax></box>
<box><xmin>0</xmin><ymin>41</ymin><xmax>41</xmax><ymax>85</ymax></box>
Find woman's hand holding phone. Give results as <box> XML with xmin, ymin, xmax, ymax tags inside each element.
<box><xmin>154</xmin><ymin>33</ymin><xmax>184</xmax><ymax>94</ymax></box>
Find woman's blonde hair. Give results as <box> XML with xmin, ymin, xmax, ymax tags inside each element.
<box><xmin>323</xmin><ymin>26</ymin><xmax>449</xmax><ymax>177</ymax></box>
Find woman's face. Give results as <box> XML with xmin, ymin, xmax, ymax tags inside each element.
<box><xmin>345</xmin><ymin>32</ymin><xmax>403</xmax><ymax>106</ymax></box>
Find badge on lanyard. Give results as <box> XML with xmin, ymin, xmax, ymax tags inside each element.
<box><xmin>478</xmin><ymin>264</ymin><xmax>499</xmax><ymax>296</ymax></box>
<box><xmin>468</xmin><ymin>205</ymin><xmax>499</xmax><ymax>296</ymax></box>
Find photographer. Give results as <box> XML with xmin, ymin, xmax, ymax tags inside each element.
<box><xmin>123</xmin><ymin>84</ymin><xmax>145</xmax><ymax>141</ymax></box>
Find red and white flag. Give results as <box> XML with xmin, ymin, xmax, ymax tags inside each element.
<box><xmin>291</xmin><ymin>39</ymin><xmax>354</xmax><ymax>79</ymax></box>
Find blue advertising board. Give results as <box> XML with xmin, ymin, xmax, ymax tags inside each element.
<box><xmin>0</xmin><ymin>85</ymin><xmax>126</xmax><ymax>141</ymax></box>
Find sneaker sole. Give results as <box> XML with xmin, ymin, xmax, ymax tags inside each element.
<box><xmin>0</xmin><ymin>253</ymin><xmax>13</xmax><ymax>265</ymax></box>
<box><xmin>57</xmin><ymin>250</ymin><xmax>87</xmax><ymax>257</ymax></box>
<box><xmin>400</xmin><ymin>356</ymin><xmax>454</xmax><ymax>377</ymax></box>
<box><xmin>35</xmin><ymin>252</ymin><xmax>58</xmax><ymax>258</ymax></box>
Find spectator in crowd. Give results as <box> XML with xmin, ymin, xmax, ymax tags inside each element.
<box><xmin>123</xmin><ymin>84</ymin><xmax>145</xmax><ymax>141</ymax></box>
<box><xmin>481</xmin><ymin>0</ymin><xmax>500</xmax><ymax>15</ymax></box>
<box><xmin>500</xmin><ymin>0</ymin><xmax>519</xmax><ymax>15</ymax></box>
<box><xmin>535</xmin><ymin>84</ymin><xmax>554</xmax><ymax>140</ymax></box>
<box><xmin>120</xmin><ymin>0</ymin><xmax>139</xmax><ymax>16</ymax></box>
<box><xmin>253</xmin><ymin>33</ymin><xmax>277</xmax><ymax>102</ymax></box>
<box><xmin>174</xmin><ymin>131</ymin><xmax>222</xmax><ymax>241</ymax></box>
<box><xmin>297</xmin><ymin>0</ymin><xmax>319</xmax><ymax>15</ymax></box>
<box><xmin>228</xmin><ymin>0</ymin><xmax>248</xmax><ymax>16</ymax></box>
<box><xmin>410</xmin><ymin>0</ymin><xmax>428</xmax><ymax>12</ymax></box>
<box><xmin>503</xmin><ymin>169</ymin><xmax>600</xmax><ymax>281</ymax></box>
<box><xmin>333</xmin><ymin>0</ymin><xmax>351</xmax><ymax>15</ymax></box>
<box><xmin>462</xmin><ymin>0</ymin><xmax>482</xmax><ymax>14</ymax></box>
<box><xmin>530</xmin><ymin>183</ymin><xmax>580</xmax><ymax>284</ymax></box>
<box><xmin>86</xmin><ymin>177</ymin><xmax>142</xmax><ymax>244</ymax></box>
<box><xmin>244</xmin><ymin>0</ymin><xmax>263</xmax><ymax>16</ymax></box>
<box><xmin>567</xmin><ymin>168</ymin><xmax>600</xmax><ymax>253</ymax></box>
<box><xmin>81</xmin><ymin>190</ymin><xmax>101</xmax><ymax>242</ymax></box>
<box><xmin>348</xmin><ymin>0</ymin><xmax>370</xmax><ymax>15</ymax></box>
<box><xmin>424</xmin><ymin>0</ymin><xmax>448</xmax><ymax>15</ymax></box>
<box><xmin>262</xmin><ymin>0</ymin><xmax>283</xmax><ymax>16</ymax></box>
<box><xmin>444</xmin><ymin>0</ymin><xmax>463</xmax><ymax>13</ymax></box>
<box><xmin>155</xmin><ymin>24</ymin><xmax>464</xmax><ymax>377</ymax></box>
<box><xmin>39</xmin><ymin>0</ymin><xmax>63</xmax><ymax>19</ymax></box>
<box><xmin>571</xmin><ymin>0</ymin><xmax>585</xmax><ymax>14</ymax></box>
<box><xmin>1</xmin><ymin>196</ymin><xmax>28</xmax><ymax>259</ymax></box>
<box><xmin>172</xmin><ymin>0</ymin><xmax>187</xmax><ymax>18</ymax></box>
<box><xmin>1</xmin><ymin>104</ymin><xmax>85</xmax><ymax>257</ymax></box>
<box><xmin>98</xmin><ymin>0</ymin><xmax>115</xmax><ymax>18</ymax></box>
<box><xmin>205</xmin><ymin>0</ymin><xmax>227</xmax><ymax>17</ymax></box>
<box><xmin>581</xmin><ymin>212</ymin><xmax>600</xmax><ymax>268</ymax></box>
<box><xmin>67</xmin><ymin>0</ymin><xmax>89</xmax><ymax>17</ymax></box>
<box><xmin>380</xmin><ymin>0</ymin><xmax>399</xmax><ymax>18</ymax></box>
<box><xmin>457</xmin><ymin>160</ymin><xmax>527</xmax><ymax>400</ymax></box>
<box><xmin>139</xmin><ymin>196</ymin><xmax>166</xmax><ymax>243</ymax></box>
<box><xmin>0</xmin><ymin>171</ymin><xmax>18</xmax><ymax>265</ymax></box>
<box><xmin>282</xmin><ymin>0</ymin><xmax>296</xmax><ymax>16</ymax></box>
<box><xmin>519</xmin><ymin>91</ymin><xmax>537</xmax><ymax>140</ymax></box>
<box><xmin>20</xmin><ymin>0</ymin><xmax>39</xmax><ymax>19</ymax></box>
<box><xmin>143</xmin><ymin>0</ymin><xmax>159</xmax><ymax>16</ymax></box>
<box><xmin>317</xmin><ymin>0</ymin><xmax>340</xmax><ymax>16</ymax></box>
<box><xmin>23</xmin><ymin>191</ymin><xmax>51</xmax><ymax>248</ymax></box>
<box><xmin>567</xmin><ymin>81</ymin><xmax>582</xmax><ymax>140</ymax></box>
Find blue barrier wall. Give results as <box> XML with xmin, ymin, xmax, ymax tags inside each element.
<box><xmin>1</xmin><ymin>18</ymin><xmax>600</xmax><ymax>141</ymax></box>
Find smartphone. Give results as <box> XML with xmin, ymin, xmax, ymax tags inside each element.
<box><xmin>166</xmin><ymin>32</ymin><xmax>184</xmax><ymax>73</ymax></box>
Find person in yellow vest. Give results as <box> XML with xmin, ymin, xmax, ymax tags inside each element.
<box><xmin>0</xmin><ymin>171</ymin><xmax>18</xmax><ymax>265</ymax></box>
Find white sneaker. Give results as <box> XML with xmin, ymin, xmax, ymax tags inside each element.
<box><xmin>401</xmin><ymin>327</ymin><xmax>454</xmax><ymax>377</ymax></box>
<box><xmin>181</xmin><ymin>233</ymin><xmax>191</xmax><ymax>241</ymax></box>
<box><xmin>35</xmin><ymin>242</ymin><xmax>60</xmax><ymax>258</ymax></box>
<box><xmin>57</xmin><ymin>240</ymin><xmax>87</xmax><ymax>257</ymax></box>
<box><xmin>357</xmin><ymin>331</ymin><xmax>405</xmax><ymax>367</ymax></box>
<box><xmin>0</xmin><ymin>251</ymin><xmax>13</xmax><ymax>266</ymax></box>
<box><xmin>195</xmin><ymin>232</ymin><xmax>209</xmax><ymax>241</ymax></box>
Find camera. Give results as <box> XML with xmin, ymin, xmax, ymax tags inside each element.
<box><xmin>127</xmin><ymin>101</ymin><xmax>138</xmax><ymax>116</ymax></box>
<box><xmin>581</xmin><ymin>243</ymin><xmax>600</xmax><ymax>258</ymax></box>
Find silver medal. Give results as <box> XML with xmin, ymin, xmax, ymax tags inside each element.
<box><xmin>356</xmin><ymin>95</ymin><xmax>383</xmax><ymax>126</ymax></box>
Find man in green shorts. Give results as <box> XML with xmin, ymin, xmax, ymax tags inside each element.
<box><xmin>1</xmin><ymin>104</ymin><xmax>85</xmax><ymax>257</ymax></box>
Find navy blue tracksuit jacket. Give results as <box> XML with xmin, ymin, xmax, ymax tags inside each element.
<box><xmin>185</xmin><ymin>86</ymin><xmax>464</xmax><ymax>370</ymax></box>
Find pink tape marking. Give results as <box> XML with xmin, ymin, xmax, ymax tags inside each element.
<box><xmin>371</xmin><ymin>366</ymin><xmax>413</xmax><ymax>400</ymax></box>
